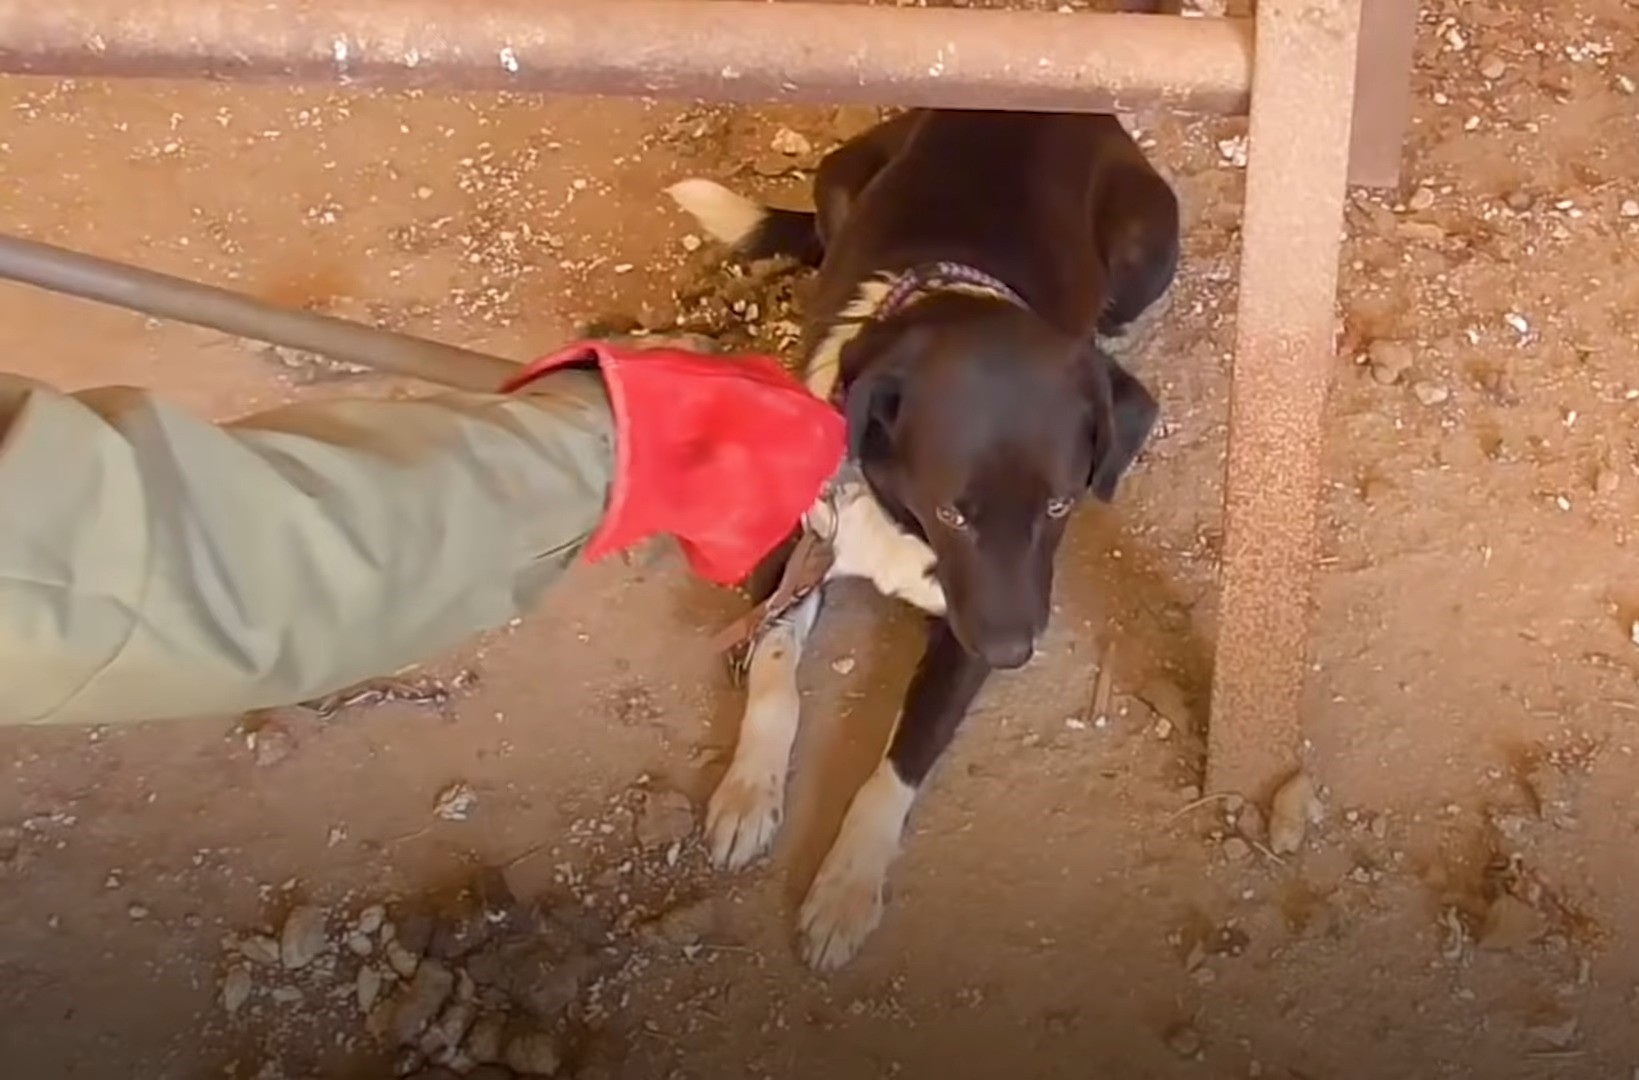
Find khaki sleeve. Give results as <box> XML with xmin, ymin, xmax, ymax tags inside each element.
<box><xmin>0</xmin><ymin>371</ymin><xmax>613</xmax><ymax>725</ymax></box>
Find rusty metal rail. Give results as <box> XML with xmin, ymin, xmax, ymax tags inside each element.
<box><xmin>0</xmin><ymin>0</ymin><xmax>1253</xmax><ymax>114</ymax></box>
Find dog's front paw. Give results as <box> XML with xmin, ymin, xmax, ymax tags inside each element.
<box><xmin>797</xmin><ymin>763</ymin><xmax>914</xmax><ymax>971</ymax></box>
<box><xmin>798</xmin><ymin>843</ymin><xmax>889</xmax><ymax>972</ymax></box>
<box><xmin>705</xmin><ymin>767</ymin><xmax>785</xmax><ymax>870</ymax></box>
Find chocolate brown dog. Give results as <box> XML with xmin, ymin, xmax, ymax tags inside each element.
<box><xmin>669</xmin><ymin>108</ymin><xmax>1179</xmax><ymax>970</ymax></box>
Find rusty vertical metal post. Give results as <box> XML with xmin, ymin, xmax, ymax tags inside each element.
<box><xmin>1206</xmin><ymin>0</ymin><xmax>1363</xmax><ymax>800</ymax></box>
<box><xmin>1347</xmin><ymin>0</ymin><xmax>1419</xmax><ymax>187</ymax></box>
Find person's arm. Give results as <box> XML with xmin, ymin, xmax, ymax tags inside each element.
<box><xmin>0</xmin><ymin>371</ymin><xmax>614</xmax><ymax>725</ymax></box>
<box><xmin>0</xmin><ymin>341</ymin><xmax>845</xmax><ymax>727</ymax></box>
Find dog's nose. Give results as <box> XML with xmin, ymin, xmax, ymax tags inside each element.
<box><xmin>980</xmin><ymin>634</ymin><xmax>1034</xmax><ymax>670</ymax></box>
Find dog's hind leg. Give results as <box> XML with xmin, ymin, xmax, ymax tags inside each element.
<box><xmin>812</xmin><ymin>110</ymin><xmax>923</xmax><ymax>248</ymax></box>
<box><xmin>798</xmin><ymin>618</ymin><xmax>991</xmax><ymax>970</ymax></box>
<box><xmin>1095</xmin><ymin>168</ymin><xmax>1183</xmax><ymax>338</ymax></box>
<box><xmin>705</xmin><ymin>586</ymin><xmax>824</xmax><ymax>870</ymax></box>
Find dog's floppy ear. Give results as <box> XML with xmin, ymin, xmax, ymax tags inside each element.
<box><xmin>839</xmin><ymin>320</ymin><xmax>921</xmax><ymax>462</ymax></box>
<box><xmin>1082</xmin><ymin>346</ymin><xmax>1159</xmax><ymax>503</ymax></box>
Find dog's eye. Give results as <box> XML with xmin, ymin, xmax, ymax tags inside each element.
<box><xmin>936</xmin><ymin>505</ymin><xmax>967</xmax><ymax>530</ymax></box>
<box><xmin>1046</xmin><ymin>497</ymin><xmax>1074</xmax><ymax>519</ymax></box>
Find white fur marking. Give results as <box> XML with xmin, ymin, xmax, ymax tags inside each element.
<box><xmin>799</xmin><ymin>761</ymin><xmax>916</xmax><ymax>971</ymax></box>
<box><xmin>818</xmin><ymin>473</ymin><xmax>945</xmax><ymax>615</ymax></box>
<box><xmin>665</xmin><ymin>178</ymin><xmax>767</xmax><ymax>248</ymax></box>
<box><xmin>704</xmin><ymin>592</ymin><xmax>820</xmax><ymax>870</ymax></box>
<box><xmin>804</xmin><ymin>279</ymin><xmax>891</xmax><ymax>399</ymax></box>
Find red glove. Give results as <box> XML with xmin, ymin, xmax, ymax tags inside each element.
<box><xmin>504</xmin><ymin>342</ymin><xmax>845</xmax><ymax>586</ymax></box>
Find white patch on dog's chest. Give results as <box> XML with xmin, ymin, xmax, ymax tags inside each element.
<box><xmin>809</xmin><ymin>471</ymin><xmax>946</xmax><ymax>616</ymax></box>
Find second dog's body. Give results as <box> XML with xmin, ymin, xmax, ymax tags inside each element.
<box><xmin>671</xmin><ymin>109</ymin><xmax>1180</xmax><ymax>970</ymax></box>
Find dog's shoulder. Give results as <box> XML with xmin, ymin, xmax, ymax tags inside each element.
<box><xmin>802</xmin><ymin>277</ymin><xmax>894</xmax><ymax>399</ymax></box>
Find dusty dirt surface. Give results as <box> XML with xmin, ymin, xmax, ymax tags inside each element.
<box><xmin>4</xmin><ymin>0</ymin><xmax>1639</xmax><ymax>1077</ymax></box>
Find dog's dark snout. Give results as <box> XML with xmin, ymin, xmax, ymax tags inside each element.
<box><xmin>980</xmin><ymin>632</ymin><xmax>1035</xmax><ymax>670</ymax></box>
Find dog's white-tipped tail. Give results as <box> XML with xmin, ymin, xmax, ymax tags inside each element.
<box><xmin>665</xmin><ymin>178</ymin><xmax>767</xmax><ymax>247</ymax></box>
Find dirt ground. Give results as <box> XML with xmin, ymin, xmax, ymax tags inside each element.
<box><xmin>4</xmin><ymin>0</ymin><xmax>1639</xmax><ymax>1077</ymax></box>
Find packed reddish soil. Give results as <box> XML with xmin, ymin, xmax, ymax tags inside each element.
<box><xmin>3</xmin><ymin>1</ymin><xmax>1639</xmax><ymax>1077</ymax></box>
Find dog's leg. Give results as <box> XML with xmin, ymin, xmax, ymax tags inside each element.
<box><xmin>812</xmin><ymin>110</ymin><xmax>923</xmax><ymax>247</ymax></box>
<box><xmin>1095</xmin><ymin>167</ymin><xmax>1182</xmax><ymax>337</ymax></box>
<box><xmin>798</xmin><ymin>618</ymin><xmax>991</xmax><ymax>970</ymax></box>
<box><xmin>706</xmin><ymin>587</ymin><xmax>824</xmax><ymax>870</ymax></box>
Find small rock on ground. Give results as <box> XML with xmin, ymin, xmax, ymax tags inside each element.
<box><xmin>1367</xmin><ymin>340</ymin><xmax>1414</xmax><ymax>385</ymax></box>
<box><xmin>389</xmin><ymin>960</ymin><xmax>456</xmax><ymax>1045</ymax></box>
<box><xmin>387</xmin><ymin>939</ymin><xmax>422</xmax><ymax>979</ymax></box>
<box><xmin>1165</xmin><ymin>1022</ymin><xmax>1203</xmax><ymax>1058</ymax></box>
<box><xmin>465</xmin><ymin>1013</ymin><xmax>507</xmax><ymax>1064</ymax></box>
<box><xmin>1268</xmin><ymin>772</ymin><xmax>1322</xmax><ymax>855</ymax></box>
<box><xmin>237</xmin><ymin>933</ymin><xmax>282</xmax><ymax>966</ymax></box>
<box><xmin>1412</xmin><ymin>380</ymin><xmax>1451</xmax><ymax>406</ymax></box>
<box><xmin>433</xmin><ymin>782</ymin><xmax>479</xmax><ymax>822</ymax></box>
<box><xmin>356</xmin><ymin>904</ymin><xmax>387</xmax><ymax>936</ymax></box>
<box><xmin>357</xmin><ymin>965</ymin><xmax>384</xmax><ymax>1012</ymax></box>
<box><xmin>220</xmin><ymin>966</ymin><xmax>253</xmax><ymax>1014</ymax></box>
<box><xmin>1527</xmin><ymin>1015</ymin><xmax>1580</xmax><ymax>1051</ymax></box>
<box><xmin>504</xmin><ymin>1030</ymin><xmax>562</xmax><ymax>1076</ymax></box>
<box><xmin>1137</xmin><ymin>676</ymin><xmax>1195</xmax><ymax>734</ymax></box>
<box><xmin>769</xmin><ymin>127</ymin><xmax>812</xmax><ymax>156</ymax></box>
<box><xmin>634</xmin><ymin>790</ymin><xmax>696</xmax><ymax>848</ymax></box>
<box><xmin>247</xmin><ymin>719</ymin><xmax>296</xmax><ymax>766</ymax></box>
<box><xmin>279</xmin><ymin>904</ymin><xmax>329</xmax><ymax>970</ymax></box>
